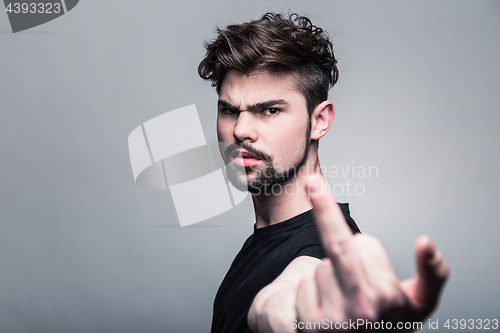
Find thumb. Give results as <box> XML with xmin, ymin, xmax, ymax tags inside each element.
<box><xmin>412</xmin><ymin>235</ymin><xmax>449</xmax><ymax>312</ymax></box>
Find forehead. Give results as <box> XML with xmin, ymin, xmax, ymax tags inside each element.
<box><xmin>219</xmin><ymin>70</ymin><xmax>306</xmax><ymax>108</ymax></box>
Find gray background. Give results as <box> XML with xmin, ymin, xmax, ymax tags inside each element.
<box><xmin>1</xmin><ymin>0</ymin><xmax>499</xmax><ymax>332</ymax></box>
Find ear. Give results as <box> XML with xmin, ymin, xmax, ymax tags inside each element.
<box><xmin>310</xmin><ymin>101</ymin><xmax>335</xmax><ymax>140</ymax></box>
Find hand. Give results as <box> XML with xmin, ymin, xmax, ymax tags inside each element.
<box><xmin>295</xmin><ymin>174</ymin><xmax>449</xmax><ymax>332</ymax></box>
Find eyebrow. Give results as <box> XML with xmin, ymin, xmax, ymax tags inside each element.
<box><xmin>218</xmin><ymin>99</ymin><xmax>288</xmax><ymax>112</ymax></box>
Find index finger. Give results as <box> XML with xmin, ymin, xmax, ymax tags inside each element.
<box><xmin>305</xmin><ymin>174</ymin><xmax>364</xmax><ymax>292</ymax></box>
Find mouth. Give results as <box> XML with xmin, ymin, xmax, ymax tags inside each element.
<box><xmin>231</xmin><ymin>149</ymin><xmax>262</xmax><ymax>167</ymax></box>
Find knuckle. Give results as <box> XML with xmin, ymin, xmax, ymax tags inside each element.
<box><xmin>345</xmin><ymin>288</ymin><xmax>378</xmax><ymax>322</ymax></box>
<box><xmin>350</xmin><ymin>299</ymin><xmax>378</xmax><ymax>323</ymax></box>
<box><xmin>298</xmin><ymin>311</ymin><xmax>325</xmax><ymax>333</ymax></box>
<box><xmin>344</xmin><ymin>282</ymin><xmax>362</xmax><ymax>297</ymax></box>
<box><xmin>327</xmin><ymin>238</ymin><xmax>352</xmax><ymax>259</ymax></box>
<box><xmin>383</xmin><ymin>288</ymin><xmax>399</xmax><ymax>304</ymax></box>
<box><xmin>381</xmin><ymin>285</ymin><xmax>406</xmax><ymax>309</ymax></box>
<box><xmin>306</xmin><ymin>311</ymin><xmax>324</xmax><ymax>324</ymax></box>
<box><xmin>391</xmin><ymin>290</ymin><xmax>408</xmax><ymax>310</ymax></box>
<box><xmin>379</xmin><ymin>277</ymin><xmax>399</xmax><ymax>297</ymax></box>
<box><xmin>316</xmin><ymin>259</ymin><xmax>333</xmax><ymax>276</ymax></box>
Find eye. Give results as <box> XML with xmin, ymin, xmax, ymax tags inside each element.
<box><xmin>221</xmin><ymin>108</ymin><xmax>239</xmax><ymax>115</ymax></box>
<box><xmin>263</xmin><ymin>108</ymin><xmax>280</xmax><ymax>116</ymax></box>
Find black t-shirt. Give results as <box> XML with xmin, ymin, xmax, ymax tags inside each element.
<box><xmin>211</xmin><ymin>204</ymin><xmax>360</xmax><ymax>333</ymax></box>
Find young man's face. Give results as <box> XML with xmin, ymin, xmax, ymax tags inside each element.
<box><xmin>217</xmin><ymin>70</ymin><xmax>311</xmax><ymax>194</ymax></box>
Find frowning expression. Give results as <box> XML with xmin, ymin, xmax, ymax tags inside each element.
<box><xmin>217</xmin><ymin>70</ymin><xmax>311</xmax><ymax>194</ymax></box>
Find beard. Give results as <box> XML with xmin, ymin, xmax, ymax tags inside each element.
<box><xmin>222</xmin><ymin>126</ymin><xmax>311</xmax><ymax>195</ymax></box>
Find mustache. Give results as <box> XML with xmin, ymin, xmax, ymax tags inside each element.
<box><xmin>223</xmin><ymin>142</ymin><xmax>273</xmax><ymax>163</ymax></box>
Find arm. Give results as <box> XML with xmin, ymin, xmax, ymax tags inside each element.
<box><xmin>248</xmin><ymin>256</ymin><xmax>322</xmax><ymax>333</ymax></box>
<box><xmin>249</xmin><ymin>174</ymin><xmax>449</xmax><ymax>332</ymax></box>
<box><xmin>296</xmin><ymin>174</ymin><xmax>449</xmax><ymax>332</ymax></box>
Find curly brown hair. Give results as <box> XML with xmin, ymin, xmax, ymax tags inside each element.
<box><xmin>198</xmin><ymin>12</ymin><xmax>339</xmax><ymax>116</ymax></box>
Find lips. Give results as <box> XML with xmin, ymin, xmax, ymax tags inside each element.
<box><xmin>232</xmin><ymin>149</ymin><xmax>262</xmax><ymax>167</ymax></box>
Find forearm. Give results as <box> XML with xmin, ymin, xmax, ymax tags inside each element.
<box><xmin>248</xmin><ymin>280</ymin><xmax>297</xmax><ymax>333</ymax></box>
<box><xmin>248</xmin><ymin>256</ymin><xmax>322</xmax><ymax>333</ymax></box>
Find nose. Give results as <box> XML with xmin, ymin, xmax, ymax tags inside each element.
<box><xmin>233</xmin><ymin>111</ymin><xmax>258</xmax><ymax>143</ymax></box>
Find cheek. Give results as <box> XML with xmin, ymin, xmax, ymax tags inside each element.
<box><xmin>269</xmin><ymin>124</ymin><xmax>308</xmax><ymax>163</ymax></box>
<box><xmin>217</xmin><ymin>119</ymin><xmax>233</xmax><ymax>143</ymax></box>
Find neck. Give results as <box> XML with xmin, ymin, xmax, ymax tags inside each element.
<box><xmin>252</xmin><ymin>158</ymin><xmax>322</xmax><ymax>229</ymax></box>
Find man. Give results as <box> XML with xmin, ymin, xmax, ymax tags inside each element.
<box><xmin>198</xmin><ymin>13</ymin><xmax>449</xmax><ymax>332</ymax></box>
